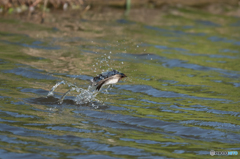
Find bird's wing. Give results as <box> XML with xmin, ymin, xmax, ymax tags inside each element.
<box><xmin>96</xmin><ymin>82</ymin><xmax>104</xmax><ymax>91</ymax></box>
<box><xmin>96</xmin><ymin>77</ymin><xmax>111</xmax><ymax>91</ymax></box>
<box><xmin>96</xmin><ymin>75</ymin><xmax>117</xmax><ymax>91</ymax></box>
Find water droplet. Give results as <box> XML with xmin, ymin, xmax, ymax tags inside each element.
<box><xmin>110</xmin><ymin>51</ymin><xmax>112</xmax><ymax>54</ymax></box>
<box><xmin>137</xmin><ymin>45</ymin><xmax>139</xmax><ymax>47</ymax></box>
<box><xmin>122</xmin><ymin>62</ymin><xmax>124</xmax><ymax>64</ymax></box>
<box><xmin>108</xmin><ymin>56</ymin><xmax>110</xmax><ymax>59</ymax></box>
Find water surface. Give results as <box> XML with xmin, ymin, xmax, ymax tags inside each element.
<box><xmin>0</xmin><ymin>9</ymin><xmax>240</xmax><ymax>158</ymax></box>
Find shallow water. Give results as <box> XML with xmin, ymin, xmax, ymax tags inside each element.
<box><xmin>0</xmin><ymin>9</ymin><xmax>240</xmax><ymax>158</ymax></box>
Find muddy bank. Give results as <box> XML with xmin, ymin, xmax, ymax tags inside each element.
<box><xmin>1</xmin><ymin>0</ymin><xmax>240</xmax><ymax>7</ymax></box>
<box><xmin>0</xmin><ymin>0</ymin><xmax>240</xmax><ymax>18</ymax></box>
<box><xmin>86</xmin><ymin>0</ymin><xmax>240</xmax><ymax>7</ymax></box>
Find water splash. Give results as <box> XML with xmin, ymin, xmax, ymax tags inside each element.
<box><xmin>47</xmin><ymin>80</ymin><xmax>65</xmax><ymax>97</ymax></box>
<box><xmin>47</xmin><ymin>80</ymin><xmax>102</xmax><ymax>107</ymax></box>
<box><xmin>47</xmin><ymin>50</ymin><xmax>125</xmax><ymax>107</ymax></box>
<box><xmin>75</xmin><ymin>86</ymin><xmax>100</xmax><ymax>106</ymax></box>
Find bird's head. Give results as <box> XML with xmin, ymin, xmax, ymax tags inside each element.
<box><xmin>120</xmin><ymin>73</ymin><xmax>127</xmax><ymax>78</ymax></box>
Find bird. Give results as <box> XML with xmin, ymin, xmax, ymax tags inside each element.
<box><xmin>90</xmin><ymin>70</ymin><xmax>127</xmax><ymax>91</ymax></box>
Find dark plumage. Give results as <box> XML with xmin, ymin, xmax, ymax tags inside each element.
<box><xmin>90</xmin><ymin>70</ymin><xmax>127</xmax><ymax>91</ymax></box>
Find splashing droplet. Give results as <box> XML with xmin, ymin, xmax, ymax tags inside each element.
<box><xmin>47</xmin><ymin>80</ymin><xmax>65</xmax><ymax>97</ymax></box>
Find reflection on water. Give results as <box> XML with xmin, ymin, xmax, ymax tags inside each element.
<box><xmin>0</xmin><ymin>8</ymin><xmax>240</xmax><ymax>159</ymax></box>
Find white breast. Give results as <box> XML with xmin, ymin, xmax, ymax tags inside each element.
<box><xmin>105</xmin><ymin>78</ymin><xmax>119</xmax><ymax>85</ymax></box>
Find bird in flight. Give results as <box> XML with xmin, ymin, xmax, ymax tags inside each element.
<box><xmin>90</xmin><ymin>70</ymin><xmax>127</xmax><ymax>91</ymax></box>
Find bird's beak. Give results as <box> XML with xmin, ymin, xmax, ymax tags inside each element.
<box><xmin>123</xmin><ymin>74</ymin><xmax>127</xmax><ymax>78</ymax></box>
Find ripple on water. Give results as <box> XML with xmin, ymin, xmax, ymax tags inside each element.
<box><xmin>0</xmin><ymin>109</ymin><xmax>36</xmax><ymax>118</ymax></box>
<box><xmin>173</xmin><ymin>150</ymin><xmax>185</xmax><ymax>154</ymax></box>
<box><xmin>0</xmin><ymin>134</ymin><xmax>27</xmax><ymax>144</ymax></box>
<box><xmin>195</xmin><ymin>20</ymin><xmax>220</xmax><ymax>27</ymax></box>
<box><xmin>0</xmin><ymin>59</ymin><xmax>8</xmax><ymax>64</ymax></box>
<box><xmin>158</xmin><ymin>79</ymin><xmax>178</xmax><ymax>84</ymax></box>
<box><xmin>220</xmin><ymin>49</ymin><xmax>239</xmax><ymax>53</ymax></box>
<box><xmin>70</xmin><ymin>155</ymin><xmax>117</xmax><ymax>159</ymax></box>
<box><xmin>117</xmin><ymin>53</ymin><xmax>240</xmax><ymax>78</ymax></box>
<box><xmin>46</xmin><ymin>126</ymin><xmax>93</xmax><ymax>133</ymax></box>
<box><xmin>80</xmin><ymin>49</ymin><xmax>98</xmax><ymax>54</ymax></box>
<box><xmin>82</xmin><ymin>141</ymin><xmax>151</xmax><ymax>156</ymax></box>
<box><xmin>140</xmin><ymin>99</ymin><xmax>170</xmax><ymax>105</ymax></box>
<box><xmin>116</xmin><ymin>19</ymin><xmax>135</xmax><ymax>24</ymax></box>
<box><xmin>0</xmin><ymin>123</ymin><xmax>48</xmax><ymax>138</ymax></box>
<box><xmin>230</xmin><ymin>20</ymin><xmax>240</xmax><ymax>27</ymax></box>
<box><xmin>0</xmin><ymin>149</ymin><xmax>50</xmax><ymax>159</ymax></box>
<box><xmin>120</xmin><ymin>138</ymin><xmax>187</xmax><ymax>146</ymax></box>
<box><xmin>0</xmin><ymin>39</ymin><xmax>60</xmax><ymax>50</ymax></box>
<box><xmin>145</xmin><ymin>25</ymin><xmax>206</xmax><ymax>37</ymax></box>
<box><xmin>114</xmin><ymin>84</ymin><xmax>230</xmax><ymax>102</ymax></box>
<box><xmin>66</xmin><ymin>74</ymin><xmax>93</xmax><ymax>80</ymax></box>
<box><xmin>0</xmin><ymin>95</ymin><xmax>10</xmax><ymax>99</ymax></box>
<box><xmin>182</xmin><ymin>52</ymin><xmax>236</xmax><ymax>59</ymax></box>
<box><xmin>21</xmin><ymin>88</ymin><xmax>50</xmax><ymax>96</ymax></box>
<box><xmin>180</xmin><ymin>120</ymin><xmax>240</xmax><ymax>131</ymax></box>
<box><xmin>76</xmin><ymin>110</ymin><xmax>240</xmax><ymax>143</ymax></box>
<box><xmin>232</xmin><ymin>82</ymin><xmax>240</xmax><ymax>87</ymax></box>
<box><xmin>208</xmin><ymin>36</ymin><xmax>240</xmax><ymax>46</ymax></box>
<box><xmin>155</xmin><ymin>45</ymin><xmax>189</xmax><ymax>52</ymax></box>
<box><xmin>3</xmin><ymin>67</ymin><xmax>58</xmax><ymax>80</ymax></box>
<box><xmin>169</xmin><ymin>104</ymin><xmax>240</xmax><ymax>117</ymax></box>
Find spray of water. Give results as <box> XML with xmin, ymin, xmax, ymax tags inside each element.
<box><xmin>47</xmin><ymin>50</ymin><xmax>125</xmax><ymax>107</ymax></box>
<box><xmin>47</xmin><ymin>80</ymin><xmax>65</xmax><ymax>97</ymax></box>
<box><xmin>47</xmin><ymin>80</ymin><xmax>102</xmax><ymax>107</ymax></box>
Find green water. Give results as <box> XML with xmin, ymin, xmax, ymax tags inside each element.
<box><xmin>0</xmin><ymin>8</ymin><xmax>240</xmax><ymax>158</ymax></box>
